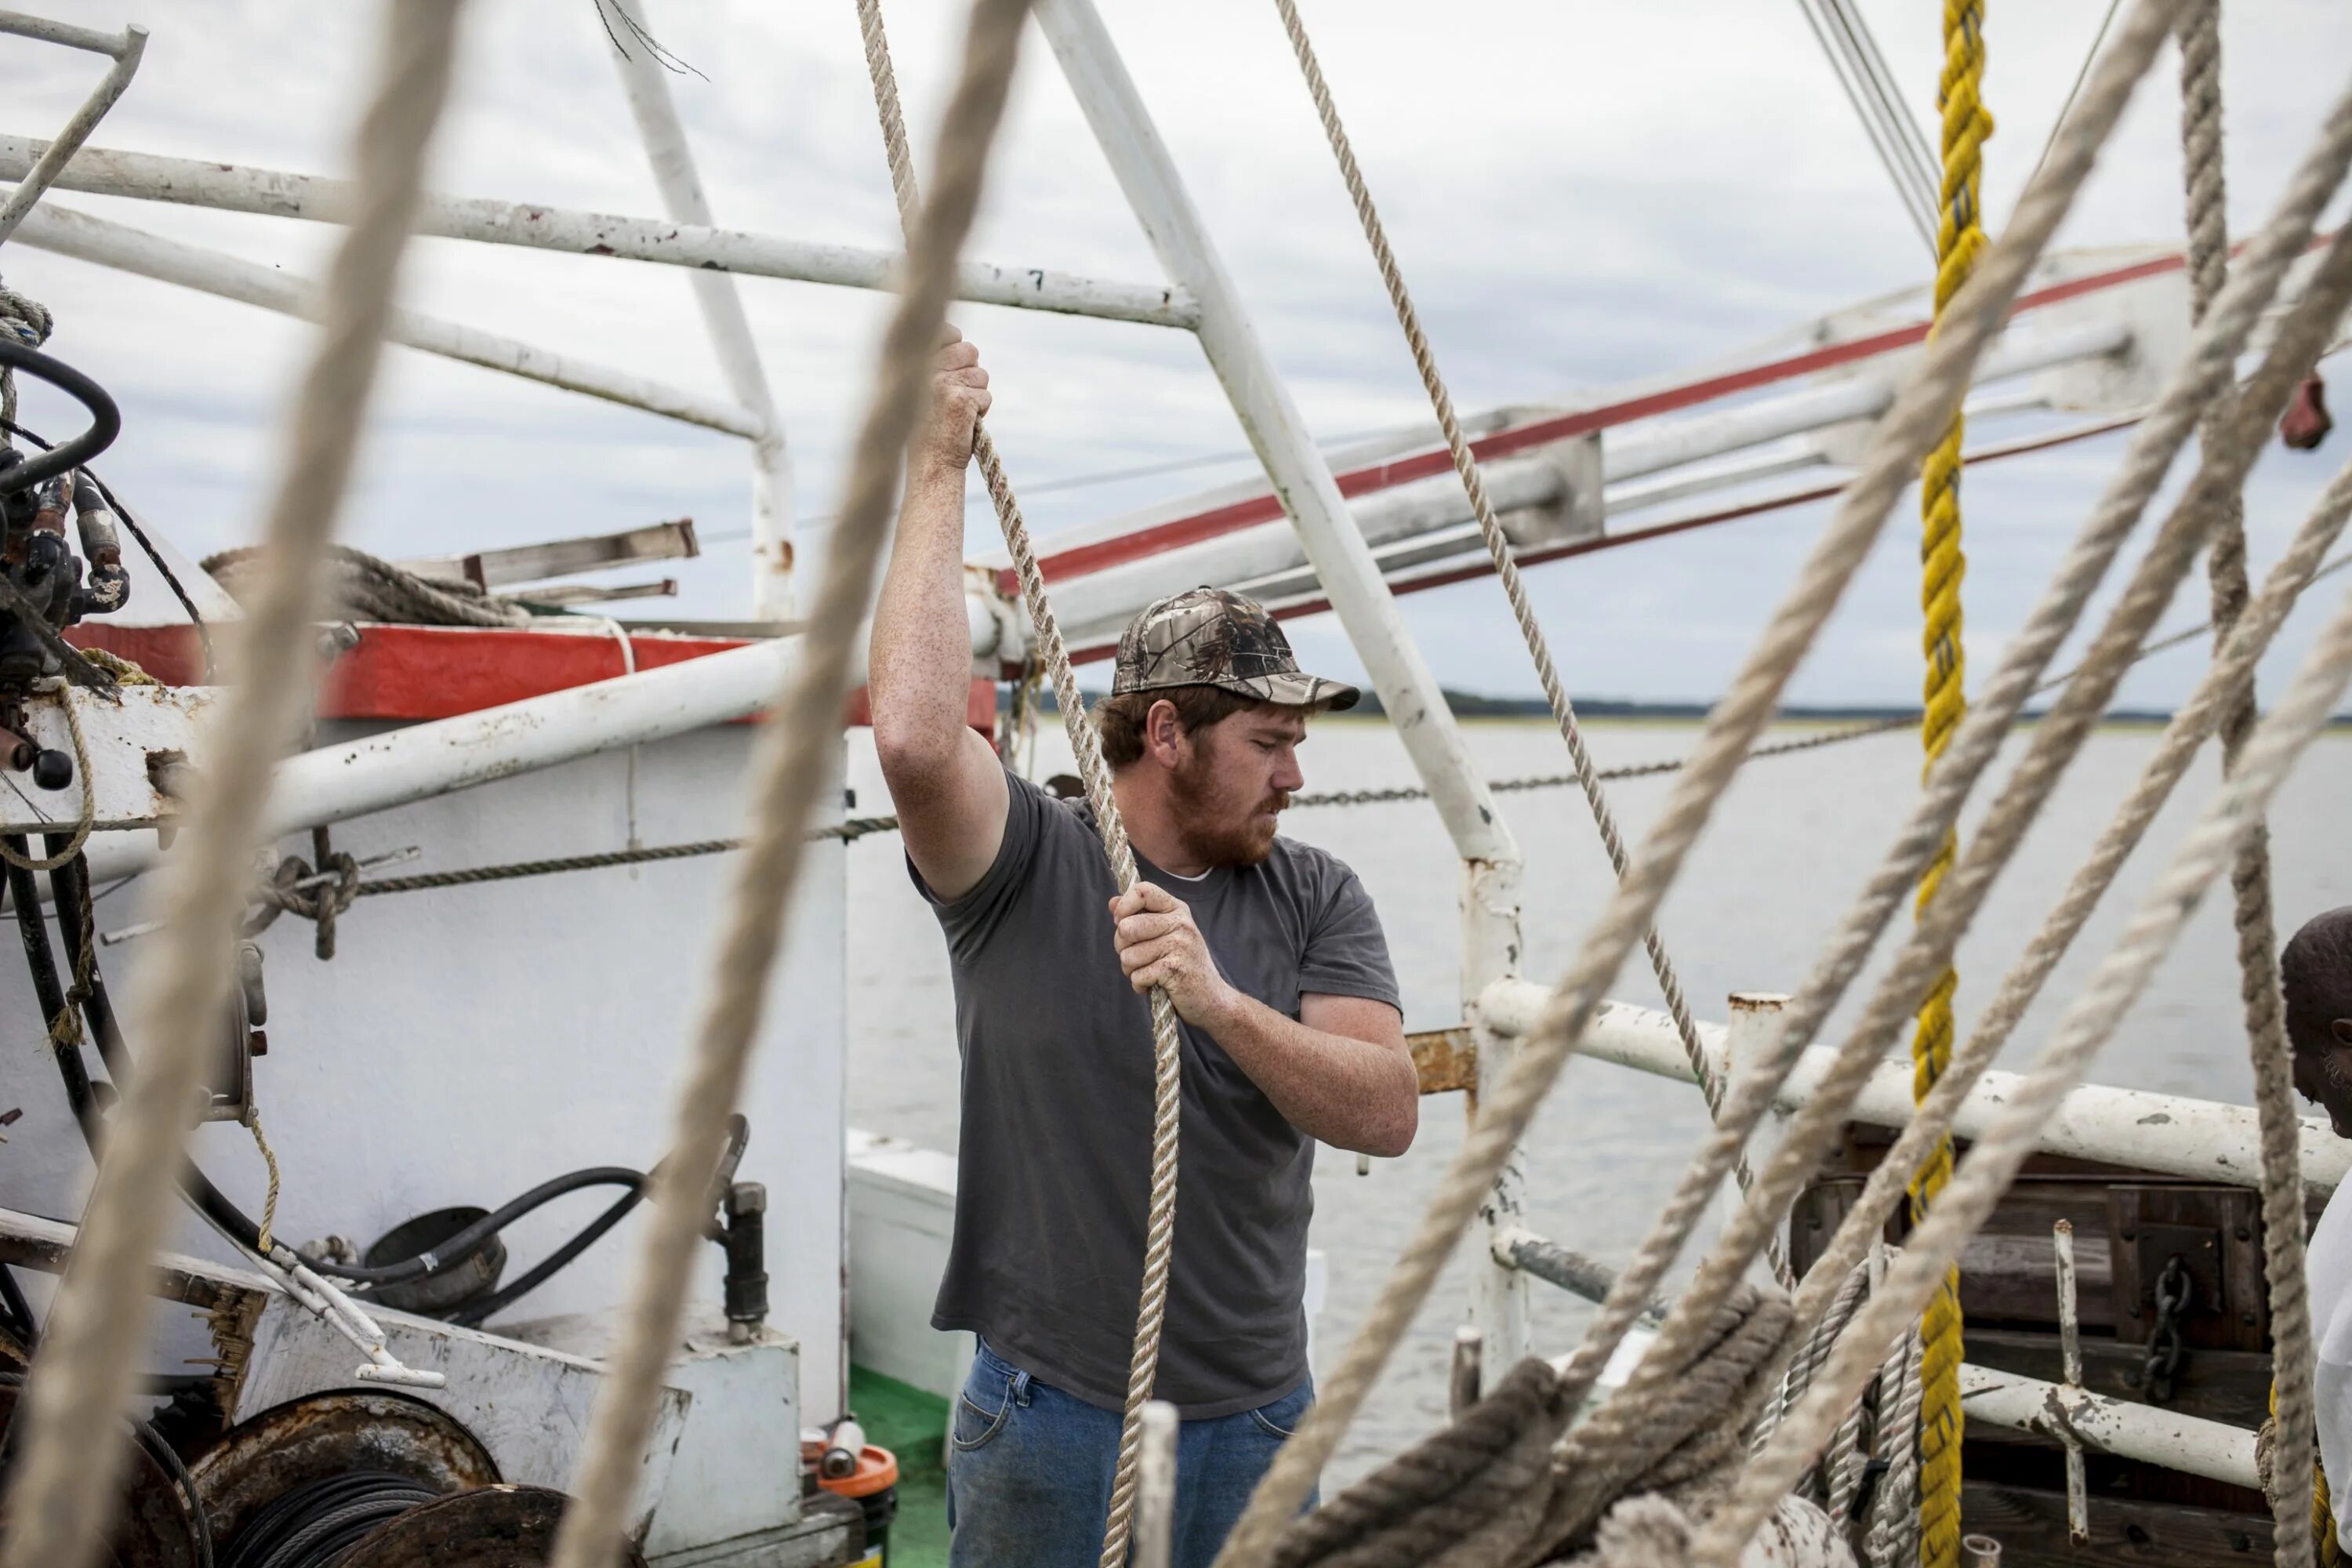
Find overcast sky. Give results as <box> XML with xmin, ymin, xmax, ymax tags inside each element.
<box><xmin>9</xmin><ymin>0</ymin><xmax>2352</xmax><ymax>707</ymax></box>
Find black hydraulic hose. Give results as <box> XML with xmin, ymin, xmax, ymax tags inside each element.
<box><xmin>38</xmin><ymin>848</ymin><xmax>674</xmax><ymax>1312</ymax></box>
<box><xmin>4</xmin><ymin>418</ymin><xmax>215</xmax><ymax>677</ymax></box>
<box><xmin>5</xmin><ymin>844</ymin><xmax>102</xmax><ymax>1145</ymax></box>
<box><xmin>0</xmin><ymin>341</ymin><xmax>119</xmax><ymax>491</ymax></box>
<box><xmin>0</xmin><ymin>1263</ymin><xmax>36</xmax><ymax>1350</ymax></box>
<box><xmin>0</xmin><ymin>1369</ymin><xmax>215</xmax><ymax>1568</ymax></box>
<box><xmin>445</xmin><ymin>1187</ymin><xmax>641</xmax><ymax>1327</ymax></box>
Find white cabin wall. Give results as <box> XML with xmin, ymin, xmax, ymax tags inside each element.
<box><xmin>0</xmin><ymin>720</ymin><xmax>851</xmax><ymax>1425</ymax></box>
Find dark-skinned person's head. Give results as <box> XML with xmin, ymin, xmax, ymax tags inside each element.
<box><xmin>2285</xmin><ymin>906</ymin><xmax>2352</xmax><ymax>1138</ymax></box>
<box><xmin>1094</xmin><ymin>587</ymin><xmax>1359</xmax><ymax>869</ymax></box>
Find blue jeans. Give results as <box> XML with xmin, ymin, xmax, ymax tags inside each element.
<box><xmin>946</xmin><ymin>1340</ymin><xmax>1315</xmax><ymax>1568</ymax></box>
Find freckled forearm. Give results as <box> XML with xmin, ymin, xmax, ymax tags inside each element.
<box><xmin>1201</xmin><ymin>991</ymin><xmax>1416</xmax><ymax>1156</ymax></box>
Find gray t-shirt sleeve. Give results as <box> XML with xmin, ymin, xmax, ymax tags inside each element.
<box><xmin>905</xmin><ymin>765</ymin><xmax>1054</xmax><ymax>959</ymax></box>
<box><xmin>1298</xmin><ymin>864</ymin><xmax>1401</xmax><ymax>1012</ymax></box>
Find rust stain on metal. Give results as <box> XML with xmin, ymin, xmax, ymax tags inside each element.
<box><xmin>1410</xmin><ymin>1025</ymin><xmax>1477</xmax><ymax>1095</ymax></box>
<box><xmin>336</xmin><ymin>1486</ymin><xmax>647</xmax><ymax>1567</ymax></box>
<box><xmin>189</xmin><ymin>1390</ymin><xmax>501</xmax><ymax>1550</ymax></box>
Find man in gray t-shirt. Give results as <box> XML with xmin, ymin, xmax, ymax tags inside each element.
<box><xmin>868</xmin><ymin>331</ymin><xmax>1414</xmax><ymax>1568</ymax></box>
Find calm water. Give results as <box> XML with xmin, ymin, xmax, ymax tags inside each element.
<box><xmin>842</xmin><ymin>718</ymin><xmax>2352</xmax><ymax>1484</ymax></box>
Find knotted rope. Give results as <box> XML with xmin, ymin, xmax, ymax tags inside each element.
<box><xmin>0</xmin><ymin>279</ymin><xmax>53</xmax><ymax>431</ymax></box>
<box><xmin>0</xmin><ymin>7</ymin><xmax>465</xmax><ymax>1567</ymax></box>
<box><xmin>245</xmin><ymin>826</ymin><xmax>363</xmax><ymax>960</ymax></box>
<box><xmin>1551</xmin><ymin>50</ymin><xmax>2349</xmax><ymax>1531</ymax></box>
<box><xmin>854</xmin><ymin>5</ymin><xmax>1185</xmax><ymax>1559</ymax></box>
<box><xmin>2179</xmin><ymin>9</ymin><xmax>2321</xmax><ymax>1567</ymax></box>
<box><xmin>543</xmin><ymin>4</ymin><xmax>1038</xmax><ymax>1566</ymax></box>
<box><xmin>1911</xmin><ymin>9</ymin><xmax>1993</xmax><ymax>1561</ymax></box>
<box><xmin>1268</xmin><ymin>0</ymin><xmax>1788</xmax><ymax>1288</ymax></box>
<box><xmin>1214</xmin><ymin>11</ymin><xmax>2180</xmax><ymax>1559</ymax></box>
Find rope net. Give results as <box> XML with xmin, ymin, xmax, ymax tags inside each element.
<box><xmin>1225</xmin><ymin>6</ymin><xmax>2352</xmax><ymax>1566</ymax></box>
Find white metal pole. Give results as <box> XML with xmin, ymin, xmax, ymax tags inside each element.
<box><xmin>2053</xmin><ymin>1218</ymin><xmax>2089</xmax><ymax>1544</ymax></box>
<box><xmin>0</xmin><ymin>16</ymin><xmax>144</xmax><ymax>246</ymax></box>
<box><xmin>1031</xmin><ymin>0</ymin><xmax>1530</xmax><ymax>1360</ymax></box>
<box><xmin>0</xmin><ymin>135</ymin><xmax>1201</xmax><ymax>329</ymax></box>
<box><xmin>1478</xmin><ymin>978</ymin><xmax>2352</xmax><ymax>1196</ymax></box>
<box><xmin>11</xmin><ymin>201</ymin><xmax>767</xmax><ymax>437</ymax></box>
<box><xmin>606</xmin><ymin>13</ymin><xmax>796</xmax><ymax>620</ymax></box>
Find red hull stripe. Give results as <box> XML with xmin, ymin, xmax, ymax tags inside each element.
<box><xmin>1025</xmin><ymin>250</ymin><xmax>2193</xmax><ymax>590</ymax></box>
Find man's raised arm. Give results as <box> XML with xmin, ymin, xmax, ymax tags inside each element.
<box><xmin>869</xmin><ymin>330</ymin><xmax>1010</xmax><ymax>902</ymax></box>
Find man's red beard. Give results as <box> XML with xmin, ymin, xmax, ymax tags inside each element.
<box><xmin>1169</xmin><ymin>748</ymin><xmax>1290</xmax><ymax>868</ymax></box>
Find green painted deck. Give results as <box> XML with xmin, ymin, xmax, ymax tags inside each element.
<box><xmin>850</xmin><ymin>1364</ymin><xmax>950</xmax><ymax>1568</ymax></box>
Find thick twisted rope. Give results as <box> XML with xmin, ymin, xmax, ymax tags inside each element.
<box><xmin>1547</xmin><ymin>55</ymin><xmax>2347</xmax><ymax>1513</ymax></box>
<box><xmin>1267</xmin><ymin>0</ymin><xmax>1788</xmax><ymax>1289</ymax></box>
<box><xmin>1212</xmin><ymin>13</ymin><xmax>2177</xmax><ymax>1560</ymax></box>
<box><xmin>2179</xmin><ymin>10</ymin><xmax>2320</xmax><ymax>1567</ymax></box>
<box><xmin>852</xmin><ymin>7</ymin><xmax>1184</xmax><ymax>1560</ymax></box>
<box><xmin>1693</xmin><ymin>563</ymin><xmax>2352</xmax><ymax>1568</ymax></box>
<box><xmin>1911</xmin><ymin>12</ymin><xmax>1992</xmax><ymax>1561</ymax></box>
<box><xmin>0</xmin><ymin>8</ymin><xmax>464</xmax><ymax>1567</ymax></box>
<box><xmin>0</xmin><ymin>279</ymin><xmax>53</xmax><ymax>430</ymax></box>
<box><xmin>1863</xmin><ymin>1331</ymin><xmax>1925</xmax><ymax>1568</ymax></box>
<box><xmin>541</xmin><ymin>5</ymin><xmax>1036</xmax><ymax>1566</ymax></box>
<box><xmin>1759</xmin><ymin>221</ymin><xmax>2352</xmax><ymax>1400</ymax></box>
<box><xmin>1773</xmin><ymin>429</ymin><xmax>2352</xmax><ymax>1431</ymax></box>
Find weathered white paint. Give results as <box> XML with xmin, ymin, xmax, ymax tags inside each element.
<box><xmin>0</xmin><ymin>726</ymin><xmax>850</xmax><ymax>1430</ymax></box>
<box><xmin>11</xmin><ymin>201</ymin><xmax>768</xmax><ymax>437</ymax></box>
<box><xmin>0</xmin><ymin>134</ymin><xmax>1200</xmax><ymax>329</ymax></box>
<box><xmin>239</xmin><ymin>1293</ymin><xmax>691</xmax><ymax>1540</ymax></box>
<box><xmin>0</xmin><ymin>681</ymin><xmax>212</xmax><ymax>833</ymax></box>
<box><xmin>0</xmin><ymin>16</ymin><xmax>143</xmax><ymax>245</ymax></box>
<box><xmin>1959</xmin><ymin>1363</ymin><xmax>2259</xmax><ymax>1488</ymax></box>
<box><xmin>606</xmin><ymin>18</ymin><xmax>797</xmax><ymax>621</ymax></box>
<box><xmin>505</xmin><ymin>1308</ymin><xmax>805</xmax><ymax>1558</ymax></box>
<box><xmin>75</xmin><ymin>632</ymin><xmax>823</xmax><ymax>887</ymax></box>
<box><xmin>1478</xmin><ymin>980</ymin><xmax>2352</xmax><ymax>1196</ymax></box>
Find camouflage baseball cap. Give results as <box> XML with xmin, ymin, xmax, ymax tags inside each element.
<box><xmin>1112</xmin><ymin>586</ymin><xmax>1359</xmax><ymax>711</ymax></box>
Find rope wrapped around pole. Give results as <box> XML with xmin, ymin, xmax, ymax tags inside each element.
<box><xmin>2177</xmin><ymin>8</ymin><xmax>2321</xmax><ymax>1566</ymax></box>
<box><xmin>1911</xmin><ymin>9</ymin><xmax>1993</xmax><ymax>1563</ymax></box>
<box><xmin>853</xmin><ymin>5</ymin><xmax>1185</xmax><ymax>1559</ymax></box>
<box><xmin>1267</xmin><ymin>0</ymin><xmax>1788</xmax><ymax>1289</ymax></box>
<box><xmin>0</xmin><ymin>7</ymin><xmax>465</xmax><ymax>1567</ymax></box>
<box><xmin>1212</xmin><ymin>10</ymin><xmax>2181</xmax><ymax>1562</ymax></box>
<box><xmin>542</xmin><ymin>2</ymin><xmax>1039</xmax><ymax>1565</ymax></box>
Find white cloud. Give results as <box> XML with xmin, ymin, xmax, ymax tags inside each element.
<box><xmin>6</xmin><ymin>0</ymin><xmax>2351</xmax><ymax>703</ymax></box>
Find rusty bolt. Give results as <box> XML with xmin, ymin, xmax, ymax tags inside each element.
<box><xmin>248</xmin><ymin>1029</ymin><xmax>267</xmax><ymax>1058</ymax></box>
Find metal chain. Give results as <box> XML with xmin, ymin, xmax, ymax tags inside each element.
<box><xmin>2138</xmin><ymin>1253</ymin><xmax>2194</xmax><ymax>1402</ymax></box>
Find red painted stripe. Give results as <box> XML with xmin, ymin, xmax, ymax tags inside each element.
<box><xmin>67</xmin><ymin>621</ymin><xmax>995</xmax><ymax>735</ymax></box>
<box><xmin>1033</xmin><ymin>249</ymin><xmax>2195</xmax><ymax>586</ymax></box>
<box><xmin>1061</xmin><ymin>408</ymin><xmax>2142</xmax><ymax>664</ymax></box>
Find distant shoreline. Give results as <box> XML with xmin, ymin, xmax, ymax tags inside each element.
<box><xmin>1022</xmin><ymin>689</ymin><xmax>2352</xmax><ymax>729</ymax></box>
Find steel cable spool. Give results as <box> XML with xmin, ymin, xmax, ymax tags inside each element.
<box><xmin>219</xmin><ymin>1472</ymin><xmax>440</xmax><ymax>1568</ymax></box>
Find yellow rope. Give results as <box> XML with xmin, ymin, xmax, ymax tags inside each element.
<box><xmin>1913</xmin><ymin>5</ymin><xmax>1991</xmax><ymax>1566</ymax></box>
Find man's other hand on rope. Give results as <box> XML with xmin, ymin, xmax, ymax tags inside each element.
<box><xmin>1112</xmin><ymin>876</ymin><xmax>1416</xmax><ymax>1158</ymax></box>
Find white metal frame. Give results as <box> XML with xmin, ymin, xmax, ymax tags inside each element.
<box><xmin>0</xmin><ymin>9</ymin><xmax>143</xmax><ymax>245</ymax></box>
<box><xmin>0</xmin><ymin>0</ymin><xmax>2310</xmax><ymax>1424</ymax></box>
